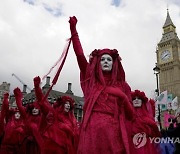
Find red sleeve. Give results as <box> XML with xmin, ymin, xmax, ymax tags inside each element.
<box><xmin>70</xmin><ymin>22</ymin><xmax>88</xmax><ymax>75</ymax></box>
<box><xmin>132</xmin><ymin>118</ymin><xmax>152</xmax><ymax>135</ymax></box>
<box><xmin>105</xmin><ymin>84</ymin><xmax>135</xmax><ymax>120</ymax></box>
<box><xmin>122</xmin><ymin>97</ymin><xmax>135</xmax><ymax>121</ymax></box>
<box><xmin>0</xmin><ymin>93</ymin><xmax>9</xmax><ymax>134</ymax></box>
<box><xmin>34</xmin><ymin>76</ymin><xmax>52</xmax><ymax>115</ymax></box>
<box><xmin>14</xmin><ymin>88</ymin><xmax>26</xmax><ymax>119</ymax></box>
<box><xmin>122</xmin><ymin>82</ymin><xmax>135</xmax><ymax>120</ymax></box>
<box><xmin>34</xmin><ymin>77</ymin><xmax>44</xmax><ymax>102</ymax></box>
<box><xmin>1</xmin><ymin>93</ymin><xmax>9</xmax><ymax>121</ymax></box>
<box><xmin>123</xmin><ymin>82</ymin><xmax>132</xmax><ymax>102</ymax></box>
<box><xmin>143</xmin><ymin>117</ymin><xmax>161</xmax><ymax>137</ymax></box>
<box><xmin>0</xmin><ymin>113</ymin><xmax>4</xmax><ymax>136</ymax></box>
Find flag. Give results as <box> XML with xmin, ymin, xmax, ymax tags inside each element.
<box><xmin>156</xmin><ymin>90</ymin><xmax>168</xmax><ymax>105</ymax></box>
<box><xmin>172</xmin><ymin>96</ymin><xmax>178</xmax><ymax>111</ymax></box>
<box><xmin>167</xmin><ymin>94</ymin><xmax>173</xmax><ymax>102</ymax></box>
<box><xmin>167</xmin><ymin>94</ymin><xmax>173</xmax><ymax>109</ymax></box>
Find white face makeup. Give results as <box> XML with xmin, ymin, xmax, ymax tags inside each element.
<box><xmin>32</xmin><ymin>108</ymin><xmax>39</xmax><ymax>115</ymax></box>
<box><xmin>64</xmin><ymin>101</ymin><xmax>70</xmax><ymax>112</ymax></box>
<box><xmin>100</xmin><ymin>54</ymin><xmax>113</xmax><ymax>72</ymax></box>
<box><xmin>15</xmin><ymin>112</ymin><xmax>21</xmax><ymax>119</ymax></box>
<box><xmin>133</xmin><ymin>97</ymin><xmax>142</xmax><ymax>107</ymax></box>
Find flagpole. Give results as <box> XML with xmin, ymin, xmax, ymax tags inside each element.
<box><xmin>153</xmin><ymin>63</ymin><xmax>162</xmax><ymax>130</ymax></box>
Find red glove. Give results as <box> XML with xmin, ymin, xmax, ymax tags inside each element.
<box><xmin>105</xmin><ymin>86</ymin><xmax>127</xmax><ymax>100</ymax></box>
<box><xmin>143</xmin><ymin>117</ymin><xmax>157</xmax><ymax>126</ymax></box>
<box><xmin>33</xmin><ymin>76</ymin><xmax>41</xmax><ymax>88</ymax></box>
<box><xmin>69</xmin><ymin>16</ymin><xmax>77</xmax><ymax>32</ymax></box>
<box><xmin>3</xmin><ymin>93</ymin><xmax>9</xmax><ymax>108</ymax></box>
<box><xmin>14</xmin><ymin>87</ymin><xmax>27</xmax><ymax>118</ymax></box>
<box><xmin>14</xmin><ymin>87</ymin><xmax>23</xmax><ymax>98</ymax></box>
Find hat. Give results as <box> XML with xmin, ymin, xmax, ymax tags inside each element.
<box><xmin>131</xmin><ymin>90</ymin><xmax>148</xmax><ymax>103</ymax></box>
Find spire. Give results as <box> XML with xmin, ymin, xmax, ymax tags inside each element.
<box><xmin>163</xmin><ymin>9</ymin><xmax>175</xmax><ymax>28</ymax></box>
<box><xmin>159</xmin><ymin>9</ymin><xmax>179</xmax><ymax>44</ymax></box>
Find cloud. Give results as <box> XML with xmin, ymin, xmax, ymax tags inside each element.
<box><xmin>171</xmin><ymin>0</ymin><xmax>180</xmax><ymax>6</ymax></box>
<box><xmin>43</xmin><ymin>3</ymin><xmax>62</xmax><ymax>17</ymax></box>
<box><xmin>111</xmin><ymin>0</ymin><xmax>121</xmax><ymax>7</ymax></box>
<box><xmin>24</xmin><ymin>0</ymin><xmax>35</xmax><ymax>5</ymax></box>
<box><xmin>0</xmin><ymin>0</ymin><xmax>180</xmax><ymax>98</ymax></box>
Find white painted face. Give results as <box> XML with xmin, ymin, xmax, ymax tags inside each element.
<box><xmin>32</xmin><ymin>108</ymin><xmax>39</xmax><ymax>115</ymax></box>
<box><xmin>64</xmin><ymin>101</ymin><xmax>70</xmax><ymax>112</ymax></box>
<box><xmin>133</xmin><ymin>97</ymin><xmax>142</xmax><ymax>107</ymax></box>
<box><xmin>100</xmin><ymin>54</ymin><xmax>113</xmax><ymax>72</ymax></box>
<box><xmin>15</xmin><ymin>112</ymin><xmax>21</xmax><ymax>119</ymax></box>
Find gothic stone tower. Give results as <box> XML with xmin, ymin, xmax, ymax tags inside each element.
<box><xmin>156</xmin><ymin>10</ymin><xmax>180</xmax><ymax>101</ymax></box>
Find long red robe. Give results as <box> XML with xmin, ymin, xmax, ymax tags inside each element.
<box><xmin>0</xmin><ymin>93</ymin><xmax>26</xmax><ymax>154</ymax></box>
<box><xmin>130</xmin><ymin>91</ymin><xmax>161</xmax><ymax>154</ymax></box>
<box><xmin>0</xmin><ymin>112</ymin><xmax>26</xmax><ymax>154</ymax></box>
<box><xmin>69</xmin><ymin>16</ymin><xmax>134</xmax><ymax>154</ymax></box>
<box><xmin>34</xmin><ymin>76</ymin><xmax>77</xmax><ymax>154</ymax></box>
<box><xmin>14</xmin><ymin>87</ymin><xmax>42</xmax><ymax>154</ymax></box>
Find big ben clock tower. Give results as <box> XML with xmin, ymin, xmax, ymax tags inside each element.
<box><xmin>156</xmin><ymin>10</ymin><xmax>180</xmax><ymax>101</ymax></box>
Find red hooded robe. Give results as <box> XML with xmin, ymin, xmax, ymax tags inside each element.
<box><xmin>69</xmin><ymin>16</ymin><xmax>134</xmax><ymax>154</ymax></box>
<box><xmin>130</xmin><ymin>90</ymin><xmax>161</xmax><ymax>154</ymax></box>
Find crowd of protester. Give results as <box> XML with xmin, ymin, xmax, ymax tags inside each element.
<box><xmin>0</xmin><ymin>16</ymin><xmax>179</xmax><ymax>154</ymax></box>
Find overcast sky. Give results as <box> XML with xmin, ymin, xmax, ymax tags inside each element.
<box><xmin>0</xmin><ymin>0</ymin><xmax>180</xmax><ymax>98</ymax></box>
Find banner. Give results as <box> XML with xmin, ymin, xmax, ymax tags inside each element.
<box><xmin>156</xmin><ymin>90</ymin><xmax>168</xmax><ymax>105</ymax></box>
<box><xmin>167</xmin><ymin>94</ymin><xmax>173</xmax><ymax>110</ymax></box>
<box><xmin>172</xmin><ymin>96</ymin><xmax>178</xmax><ymax>111</ymax></box>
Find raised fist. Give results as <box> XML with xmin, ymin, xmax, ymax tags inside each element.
<box><xmin>14</xmin><ymin>87</ymin><xmax>22</xmax><ymax>98</ymax></box>
<box><xmin>69</xmin><ymin>16</ymin><xmax>78</xmax><ymax>29</ymax></box>
<box><xmin>34</xmin><ymin>76</ymin><xmax>41</xmax><ymax>87</ymax></box>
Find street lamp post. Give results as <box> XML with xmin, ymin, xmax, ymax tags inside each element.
<box><xmin>153</xmin><ymin>63</ymin><xmax>162</xmax><ymax>130</ymax></box>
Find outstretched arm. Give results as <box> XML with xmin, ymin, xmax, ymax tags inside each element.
<box><xmin>14</xmin><ymin>87</ymin><xmax>26</xmax><ymax>119</ymax></box>
<box><xmin>0</xmin><ymin>93</ymin><xmax>9</xmax><ymax>134</ymax></box>
<box><xmin>33</xmin><ymin>76</ymin><xmax>52</xmax><ymax>115</ymax></box>
<box><xmin>69</xmin><ymin>16</ymin><xmax>88</xmax><ymax>74</ymax></box>
<box><xmin>34</xmin><ymin>76</ymin><xmax>44</xmax><ymax>102</ymax></box>
<box><xmin>1</xmin><ymin>93</ymin><xmax>9</xmax><ymax>117</ymax></box>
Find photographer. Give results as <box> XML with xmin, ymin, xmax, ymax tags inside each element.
<box><xmin>167</xmin><ymin>117</ymin><xmax>176</xmax><ymax>131</ymax></box>
<box><xmin>166</xmin><ymin>111</ymin><xmax>180</xmax><ymax>154</ymax></box>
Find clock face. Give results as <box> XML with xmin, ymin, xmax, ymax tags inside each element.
<box><xmin>161</xmin><ymin>50</ymin><xmax>171</xmax><ymax>61</ymax></box>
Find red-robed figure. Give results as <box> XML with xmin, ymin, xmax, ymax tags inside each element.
<box><xmin>0</xmin><ymin>93</ymin><xmax>26</xmax><ymax>154</ymax></box>
<box><xmin>53</xmin><ymin>95</ymin><xmax>79</xmax><ymax>153</ymax></box>
<box><xmin>69</xmin><ymin>16</ymin><xmax>134</xmax><ymax>154</ymax></box>
<box><xmin>0</xmin><ymin>93</ymin><xmax>9</xmax><ymax>143</ymax></box>
<box><xmin>33</xmin><ymin>76</ymin><xmax>78</xmax><ymax>154</ymax></box>
<box><xmin>130</xmin><ymin>90</ymin><xmax>161</xmax><ymax>154</ymax></box>
<box><xmin>13</xmin><ymin>87</ymin><xmax>42</xmax><ymax>154</ymax></box>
